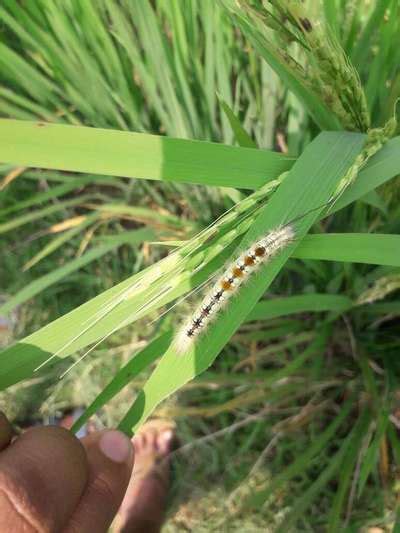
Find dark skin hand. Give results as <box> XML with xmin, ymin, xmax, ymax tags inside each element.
<box><xmin>0</xmin><ymin>411</ymin><xmax>134</xmax><ymax>532</ymax></box>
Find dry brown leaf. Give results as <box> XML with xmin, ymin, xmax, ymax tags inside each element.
<box><xmin>0</xmin><ymin>166</ymin><xmax>26</xmax><ymax>191</ymax></box>
<box><xmin>47</xmin><ymin>216</ymin><xmax>87</xmax><ymax>234</ymax></box>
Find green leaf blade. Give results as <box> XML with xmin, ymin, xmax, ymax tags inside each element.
<box><xmin>118</xmin><ymin>131</ymin><xmax>366</xmax><ymax>434</ymax></box>
<box><xmin>0</xmin><ymin>119</ymin><xmax>293</xmax><ymax>189</ymax></box>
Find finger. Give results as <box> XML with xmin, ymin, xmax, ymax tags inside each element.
<box><xmin>66</xmin><ymin>430</ymin><xmax>134</xmax><ymax>533</ymax></box>
<box><xmin>0</xmin><ymin>411</ymin><xmax>12</xmax><ymax>451</ymax></box>
<box><xmin>0</xmin><ymin>426</ymin><xmax>88</xmax><ymax>532</ymax></box>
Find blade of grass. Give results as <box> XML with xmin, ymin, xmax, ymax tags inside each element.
<box><xmin>357</xmin><ymin>406</ymin><xmax>390</xmax><ymax>498</ymax></box>
<box><xmin>360</xmin><ymin>190</ymin><xmax>388</xmax><ymax>215</ymax></box>
<box><xmin>327</xmin><ymin>410</ymin><xmax>371</xmax><ymax>531</ymax></box>
<box><xmin>247</xmin><ymin>392</ymin><xmax>358</xmax><ymax>509</ymax></box>
<box><xmin>219</xmin><ymin>96</ymin><xmax>257</xmax><ymax>148</ymax></box>
<box><xmin>0</xmin><ymin>175</ymin><xmax>109</xmax><ymax>218</ymax></box>
<box><xmin>1</xmin><ymin>121</ymin><xmax>399</xmax><ymax>200</ymax></box>
<box><xmin>22</xmin><ymin>212</ymin><xmax>101</xmax><ymax>271</ymax></box>
<box><xmin>2</xmin><ymin>132</ymin><xmax>397</xmax><ymax>394</ymax></box>
<box><xmin>351</xmin><ymin>0</ymin><xmax>391</xmax><ymax>69</ymax></box>
<box><xmin>248</xmin><ymin>294</ymin><xmax>352</xmax><ymax>322</ymax></box>
<box><xmin>331</xmin><ymin>136</ymin><xmax>400</xmax><ymax>213</ymax></box>
<box><xmin>0</xmin><ymin>234</ymin><xmax>237</xmax><ymax>389</ymax></box>
<box><xmin>117</xmin><ymin>131</ymin><xmax>366</xmax><ymax>435</ymax></box>
<box><xmin>293</xmin><ymin>234</ymin><xmax>400</xmax><ymax>267</ymax></box>
<box><xmin>361</xmin><ymin>301</ymin><xmax>400</xmax><ymax>316</ymax></box>
<box><xmin>279</xmin><ymin>408</ymin><xmax>371</xmax><ymax>532</ymax></box>
<box><xmin>221</xmin><ymin>0</ymin><xmax>342</xmax><ymax>131</ymax></box>
<box><xmin>0</xmin><ymin>227</ymin><xmax>155</xmax><ymax>316</ymax></box>
<box><xmin>0</xmin><ymin>119</ymin><xmax>293</xmax><ymax>189</ymax></box>
<box><xmin>71</xmin><ymin>330</ymin><xmax>173</xmax><ymax>434</ymax></box>
<box><xmin>364</xmin><ymin>0</ymin><xmax>398</xmax><ymax>113</ymax></box>
<box><xmin>394</xmin><ymin>510</ymin><xmax>400</xmax><ymax>533</ymax></box>
<box><xmin>0</xmin><ymin>195</ymin><xmax>94</xmax><ymax>234</ymax></box>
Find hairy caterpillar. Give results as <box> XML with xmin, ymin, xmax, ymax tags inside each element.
<box><xmin>174</xmin><ymin>224</ymin><xmax>295</xmax><ymax>354</ymax></box>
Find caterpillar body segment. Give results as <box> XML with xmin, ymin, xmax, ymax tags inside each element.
<box><xmin>174</xmin><ymin>224</ymin><xmax>295</xmax><ymax>354</ymax></box>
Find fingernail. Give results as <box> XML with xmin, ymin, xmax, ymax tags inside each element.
<box><xmin>99</xmin><ymin>430</ymin><xmax>133</xmax><ymax>463</ymax></box>
<box><xmin>159</xmin><ymin>429</ymin><xmax>173</xmax><ymax>454</ymax></box>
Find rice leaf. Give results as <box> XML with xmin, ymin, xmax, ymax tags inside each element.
<box><xmin>71</xmin><ymin>331</ymin><xmax>173</xmax><ymax>434</ymax></box>
<box><xmin>117</xmin><ymin>131</ymin><xmax>366</xmax><ymax>434</ymax></box>
<box><xmin>248</xmin><ymin>294</ymin><xmax>352</xmax><ymax>322</ymax></box>
<box><xmin>0</xmin><ymin>176</ymin><xmax>108</xmax><ymax>217</ymax></box>
<box><xmin>0</xmin><ymin>119</ymin><xmax>293</xmax><ymax>190</ymax></box>
<box><xmin>293</xmin><ymin>234</ymin><xmax>400</xmax><ymax>267</ymax></box>
<box><xmin>21</xmin><ymin>213</ymin><xmax>100</xmax><ymax>271</ymax></box>
<box><xmin>327</xmin><ymin>410</ymin><xmax>372</xmax><ymax>531</ymax></box>
<box><xmin>351</xmin><ymin>0</ymin><xmax>392</xmax><ymax>69</ymax></box>
<box><xmin>0</xmin><ymin>195</ymin><xmax>93</xmax><ymax>234</ymax></box>
<box><xmin>219</xmin><ymin>97</ymin><xmax>257</xmax><ymax>148</ymax></box>
<box><xmin>1</xmin><ymin>121</ymin><xmax>399</xmax><ymax>201</ymax></box>
<box><xmin>0</xmin><ymin>227</ymin><xmax>154</xmax><ymax>316</ymax></box>
<box><xmin>248</xmin><ymin>392</ymin><xmax>358</xmax><ymax>509</ymax></box>
<box><xmin>357</xmin><ymin>406</ymin><xmax>390</xmax><ymax>498</ymax></box>
<box><xmin>279</xmin><ymin>408</ymin><xmax>371</xmax><ymax>532</ymax></box>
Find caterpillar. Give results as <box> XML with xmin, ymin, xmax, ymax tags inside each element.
<box><xmin>174</xmin><ymin>223</ymin><xmax>295</xmax><ymax>354</ymax></box>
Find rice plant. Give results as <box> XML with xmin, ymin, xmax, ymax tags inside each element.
<box><xmin>1</xmin><ymin>0</ymin><xmax>400</xmax><ymax>530</ymax></box>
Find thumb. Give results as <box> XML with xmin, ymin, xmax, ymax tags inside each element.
<box><xmin>66</xmin><ymin>429</ymin><xmax>134</xmax><ymax>533</ymax></box>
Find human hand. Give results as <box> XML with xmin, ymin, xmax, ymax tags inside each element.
<box><xmin>0</xmin><ymin>410</ymin><xmax>134</xmax><ymax>532</ymax></box>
